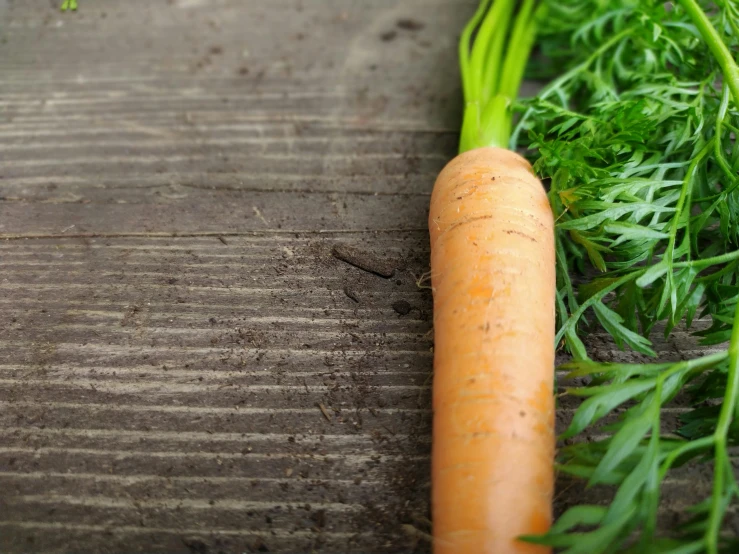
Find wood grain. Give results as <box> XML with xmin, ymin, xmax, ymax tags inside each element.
<box><xmin>0</xmin><ymin>0</ymin><xmax>469</xmax><ymax>551</ymax></box>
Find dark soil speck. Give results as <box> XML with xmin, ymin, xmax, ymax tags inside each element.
<box><xmin>343</xmin><ymin>286</ymin><xmax>360</xmax><ymax>303</ymax></box>
<box><xmin>396</xmin><ymin>18</ymin><xmax>424</xmax><ymax>31</ymax></box>
<box><xmin>182</xmin><ymin>538</ymin><xmax>209</xmax><ymax>554</ymax></box>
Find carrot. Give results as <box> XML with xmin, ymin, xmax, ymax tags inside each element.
<box><xmin>428</xmin><ymin>0</ymin><xmax>556</xmax><ymax>552</ymax></box>
<box><xmin>429</xmin><ymin>147</ymin><xmax>555</xmax><ymax>553</ymax></box>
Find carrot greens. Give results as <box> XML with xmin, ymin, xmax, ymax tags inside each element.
<box><xmin>500</xmin><ymin>0</ymin><xmax>739</xmax><ymax>550</ymax></box>
<box><xmin>515</xmin><ymin>0</ymin><xmax>739</xmax><ymax>356</ymax></box>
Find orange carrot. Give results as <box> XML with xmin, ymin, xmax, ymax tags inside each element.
<box><xmin>428</xmin><ymin>0</ymin><xmax>555</xmax><ymax>548</ymax></box>
<box><xmin>428</xmin><ymin>146</ymin><xmax>556</xmax><ymax>553</ymax></box>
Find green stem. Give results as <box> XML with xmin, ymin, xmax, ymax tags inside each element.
<box><xmin>664</xmin><ymin>141</ymin><xmax>711</xmax><ymax>264</ymax></box>
<box><xmin>480</xmin><ymin>0</ymin><xmax>516</xmax><ymax>100</ymax></box>
<box><xmin>659</xmin><ymin>435</ymin><xmax>716</xmax><ymax>479</ymax></box>
<box><xmin>498</xmin><ymin>0</ymin><xmax>537</xmax><ymax>100</ymax></box>
<box><xmin>459</xmin><ymin>0</ymin><xmax>493</xmax><ymax>103</ymax></box>
<box><xmin>677</xmin><ymin>0</ymin><xmax>739</xmax><ymax>107</ymax></box>
<box><xmin>675</xmin><ymin>249</ymin><xmax>739</xmax><ymax>270</ymax></box>
<box><xmin>458</xmin><ymin>0</ymin><xmax>542</xmax><ymax>152</ymax></box>
<box><xmin>704</xmin><ymin>298</ymin><xmax>739</xmax><ymax>553</ymax></box>
<box><xmin>459</xmin><ymin>101</ymin><xmax>482</xmax><ymax>154</ymax></box>
<box><xmin>469</xmin><ymin>0</ymin><xmax>515</xmax><ymax>102</ymax></box>
<box><xmin>695</xmin><ymin>261</ymin><xmax>738</xmax><ymax>283</ymax></box>
<box><xmin>714</xmin><ymin>84</ymin><xmax>735</xmax><ymax>183</ymax></box>
<box><xmin>478</xmin><ymin>95</ymin><xmax>512</xmax><ymax>150</ymax></box>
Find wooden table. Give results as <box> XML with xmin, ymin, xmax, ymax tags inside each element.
<box><xmin>0</xmin><ymin>1</ymin><xmax>469</xmax><ymax>551</ymax></box>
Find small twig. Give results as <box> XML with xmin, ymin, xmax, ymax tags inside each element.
<box><xmin>252</xmin><ymin>206</ymin><xmax>269</xmax><ymax>226</ymax></box>
<box><xmin>401</xmin><ymin>524</ymin><xmax>433</xmax><ymax>543</ymax></box>
<box><xmin>317</xmin><ymin>402</ymin><xmax>332</xmax><ymax>422</ymax></box>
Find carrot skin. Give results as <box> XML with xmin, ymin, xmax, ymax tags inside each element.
<box><xmin>429</xmin><ymin>147</ymin><xmax>556</xmax><ymax>554</ymax></box>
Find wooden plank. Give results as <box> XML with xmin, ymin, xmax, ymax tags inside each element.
<box><xmin>0</xmin><ymin>1</ymin><xmax>470</xmax><ymax>551</ymax></box>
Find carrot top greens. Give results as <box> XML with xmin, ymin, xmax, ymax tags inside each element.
<box><xmin>460</xmin><ymin>0</ymin><xmax>739</xmax><ymax>551</ymax></box>
<box><xmin>455</xmin><ymin>0</ymin><xmax>739</xmax><ymax>548</ymax></box>
<box><xmin>515</xmin><ymin>0</ymin><xmax>739</xmax><ymax>364</ymax></box>
<box><xmin>458</xmin><ymin>0</ymin><xmax>538</xmax><ymax>152</ymax></box>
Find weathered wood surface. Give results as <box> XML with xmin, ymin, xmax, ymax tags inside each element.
<box><xmin>0</xmin><ymin>1</ymin><xmax>458</xmax><ymax>552</ymax></box>
<box><xmin>0</xmin><ymin>0</ymin><xmax>719</xmax><ymax>553</ymax></box>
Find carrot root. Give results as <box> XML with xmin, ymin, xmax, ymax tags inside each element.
<box><xmin>429</xmin><ymin>146</ymin><xmax>556</xmax><ymax>554</ymax></box>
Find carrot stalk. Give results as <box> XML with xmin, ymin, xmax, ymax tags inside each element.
<box><xmin>430</xmin><ymin>1</ymin><xmax>555</xmax><ymax>552</ymax></box>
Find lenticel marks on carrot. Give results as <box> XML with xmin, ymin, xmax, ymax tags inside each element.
<box><xmin>430</xmin><ymin>149</ymin><xmax>555</xmax><ymax>554</ymax></box>
<box><xmin>428</xmin><ymin>0</ymin><xmax>555</xmax><ymax>552</ymax></box>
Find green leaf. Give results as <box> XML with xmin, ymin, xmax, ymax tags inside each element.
<box><xmin>520</xmin><ymin>507</ymin><xmax>635</xmax><ymax>552</ymax></box>
<box><xmin>569</xmin><ymin>230</ymin><xmax>609</xmax><ymax>272</ymax></box>
<box><xmin>661</xmin><ymin>543</ymin><xmax>706</xmax><ymax>554</ymax></box>
<box><xmin>565</xmin><ymin>327</ymin><xmax>589</xmax><ymax>360</ymax></box>
<box><xmin>556</xmin><ymin>463</ymin><xmax>625</xmax><ymax>485</ymax></box>
<box><xmin>605</xmin><ymin>221</ymin><xmax>670</xmax><ymax>243</ymax></box>
<box><xmin>589</xmin><ymin>411</ymin><xmax>652</xmax><ymax>485</ymax></box>
<box><xmin>578</xmin><ymin>276</ymin><xmax>624</xmax><ymax>303</ymax></box>
<box><xmin>555</xmin><ymin>116</ymin><xmax>581</xmax><ymax>135</ymax></box>
<box><xmin>561</xmin><ymin>378</ymin><xmax>658</xmax><ymax>439</ymax></box>
<box><xmin>602</xmin><ymin>415</ymin><xmax>660</xmax><ymax>521</ymax></box>
<box><xmin>667</xmin><ymin>273</ymin><xmax>704</xmax><ymax>334</ymax></box>
<box><xmin>635</xmin><ymin>261</ymin><xmax>669</xmax><ymax>288</ymax></box>
<box><xmin>550</xmin><ymin>505</ymin><xmax>608</xmax><ymax>533</ymax></box>
<box><xmin>562</xmin><ymin>507</ymin><xmax>636</xmax><ymax>554</ymax></box>
<box><xmin>558</xmin><ymin>203</ymin><xmax>675</xmax><ymax>231</ymax></box>
<box><xmin>623</xmin><ymin>540</ymin><xmax>703</xmax><ymax>554</ymax></box>
<box><xmin>593</xmin><ymin>301</ymin><xmax>656</xmax><ymax>355</ymax></box>
<box><xmin>561</xmin><ymin>359</ymin><xmax>672</xmax><ymax>381</ymax></box>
